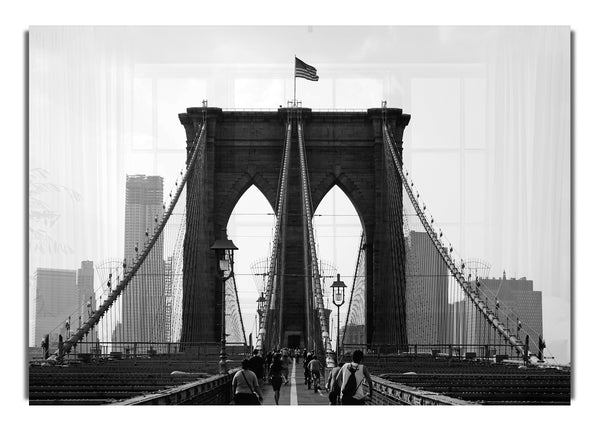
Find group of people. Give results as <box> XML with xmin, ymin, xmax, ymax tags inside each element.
<box><xmin>232</xmin><ymin>348</ymin><xmax>292</xmax><ymax>405</ymax></box>
<box><xmin>232</xmin><ymin>348</ymin><xmax>373</xmax><ymax>406</ymax></box>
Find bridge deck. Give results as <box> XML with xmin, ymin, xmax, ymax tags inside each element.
<box><xmin>260</xmin><ymin>359</ymin><xmax>329</xmax><ymax>406</ymax></box>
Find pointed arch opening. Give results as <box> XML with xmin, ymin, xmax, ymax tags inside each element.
<box><xmin>226</xmin><ymin>185</ymin><xmax>276</xmax><ymax>346</ymax></box>
<box><xmin>313</xmin><ymin>185</ymin><xmax>363</xmax><ymax>352</ymax></box>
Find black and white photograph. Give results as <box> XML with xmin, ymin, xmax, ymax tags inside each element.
<box><xmin>6</xmin><ymin>0</ymin><xmax>599</xmax><ymax>426</ymax></box>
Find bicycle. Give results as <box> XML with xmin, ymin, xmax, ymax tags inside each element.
<box><xmin>310</xmin><ymin>370</ymin><xmax>321</xmax><ymax>393</ymax></box>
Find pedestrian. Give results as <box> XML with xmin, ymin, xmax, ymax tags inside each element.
<box><xmin>304</xmin><ymin>351</ymin><xmax>313</xmax><ymax>385</ymax></box>
<box><xmin>269</xmin><ymin>354</ymin><xmax>284</xmax><ymax>405</ymax></box>
<box><xmin>232</xmin><ymin>359</ymin><xmax>263</xmax><ymax>405</ymax></box>
<box><xmin>335</xmin><ymin>350</ymin><xmax>373</xmax><ymax>405</ymax></box>
<box><xmin>308</xmin><ymin>354</ymin><xmax>322</xmax><ymax>391</ymax></box>
<box><xmin>248</xmin><ymin>349</ymin><xmax>264</xmax><ymax>381</ymax></box>
<box><xmin>40</xmin><ymin>337</ymin><xmax>48</xmax><ymax>360</ymax></box>
<box><xmin>265</xmin><ymin>349</ymin><xmax>274</xmax><ymax>378</ymax></box>
<box><xmin>281</xmin><ymin>349</ymin><xmax>290</xmax><ymax>384</ymax></box>
<box><xmin>325</xmin><ymin>356</ymin><xmax>344</xmax><ymax>405</ymax></box>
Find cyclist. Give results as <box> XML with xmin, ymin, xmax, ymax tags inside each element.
<box><xmin>308</xmin><ymin>354</ymin><xmax>322</xmax><ymax>392</ymax></box>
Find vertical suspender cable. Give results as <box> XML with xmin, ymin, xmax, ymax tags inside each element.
<box><xmin>258</xmin><ymin>120</ymin><xmax>292</xmax><ymax>352</ymax></box>
<box><xmin>382</xmin><ymin>122</ymin><xmax>527</xmax><ymax>361</ymax></box>
<box><xmin>297</xmin><ymin>116</ymin><xmax>332</xmax><ymax>355</ymax></box>
<box><xmin>53</xmin><ymin>121</ymin><xmax>207</xmax><ymax>359</ymax></box>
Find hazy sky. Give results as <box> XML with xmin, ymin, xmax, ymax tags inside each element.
<box><xmin>29</xmin><ymin>26</ymin><xmax>570</xmax><ymax>362</ymax></box>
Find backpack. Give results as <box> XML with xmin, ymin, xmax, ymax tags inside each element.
<box><xmin>341</xmin><ymin>365</ymin><xmax>359</xmax><ymax>397</ymax></box>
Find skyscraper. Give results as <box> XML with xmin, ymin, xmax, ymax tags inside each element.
<box><xmin>479</xmin><ymin>272</ymin><xmax>543</xmax><ymax>352</ymax></box>
<box><xmin>404</xmin><ymin>231</ymin><xmax>449</xmax><ymax>345</ymax></box>
<box><xmin>33</xmin><ymin>268</ymin><xmax>78</xmax><ymax>347</ymax></box>
<box><xmin>77</xmin><ymin>260</ymin><xmax>97</xmax><ymax>346</ymax></box>
<box><xmin>120</xmin><ymin>175</ymin><xmax>166</xmax><ymax>345</ymax></box>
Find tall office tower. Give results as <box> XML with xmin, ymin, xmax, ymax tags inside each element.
<box><xmin>404</xmin><ymin>231</ymin><xmax>449</xmax><ymax>345</ymax></box>
<box><xmin>33</xmin><ymin>268</ymin><xmax>78</xmax><ymax>347</ymax></box>
<box><xmin>164</xmin><ymin>256</ymin><xmax>173</xmax><ymax>342</ymax></box>
<box><xmin>478</xmin><ymin>272</ymin><xmax>543</xmax><ymax>351</ymax></box>
<box><xmin>121</xmin><ymin>175</ymin><xmax>166</xmax><ymax>345</ymax></box>
<box><xmin>77</xmin><ymin>261</ymin><xmax>95</xmax><ymax>320</ymax></box>
<box><xmin>77</xmin><ymin>260</ymin><xmax>97</xmax><ymax>345</ymax></box>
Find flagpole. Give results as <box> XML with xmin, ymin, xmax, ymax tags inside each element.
<box><xmin>293</xmin><ymin>56</ymin><xmax>297</xmax><ymax>106</ymax></box>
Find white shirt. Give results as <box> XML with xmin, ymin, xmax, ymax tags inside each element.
<box><xmin>338</xmin><ymin>362</ymin><xmax>366</xmax><ymax>399</ymax></box>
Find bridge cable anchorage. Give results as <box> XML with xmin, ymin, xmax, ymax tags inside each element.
<box><xmin>381</xmin><ymin>122</ymin><xmax>529</xmax><ymax>362</ymax></box>
<box><xmin>50</xmin><ymin>121</ymin><xmax>208</xmax><ymax>361</ymax></box>
<box><xmin>257</xmin><ymin>119</ymin><xmax>293</xmax><ymax>352</ymax></box>
<box><xmin>297</xmin><ymin>116</ymin><xmax>333</xmax><ymax>357</ymax></box>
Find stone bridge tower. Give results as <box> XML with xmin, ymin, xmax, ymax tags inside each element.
<box><xmin>178</xmin><ymin>107</ymin><xmax>411</xmax><ymax>350</ymax></box>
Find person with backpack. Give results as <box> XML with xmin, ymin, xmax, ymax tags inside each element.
<box><xmin>335</xmin><ymin>350</ymin><xmax>373</xmax><ymax>405</ymax></box>
<box><xmin>325</xmin><ymin>356</ymin><xmax>344</xmax><ymax>405</ymax></box>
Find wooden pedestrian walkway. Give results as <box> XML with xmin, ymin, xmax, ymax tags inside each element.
<box><xmin>260</xmin><ymin>358</ymin><xmax>330</xmax><ymax>406</ymax></box>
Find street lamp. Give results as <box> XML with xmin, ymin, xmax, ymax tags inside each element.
<box><xmin>255</xmin><ymin>292</ymin><xmax>266</xmax><ymax>352</ymax></box>
<box><xmin>211</xmin><ymin>232</ymin><xmax>238</xmax><ymax>374</ymax></box>
<box><xmin>330</xmin><ymin>273</ymin><xmax>347</xmax><ymax>360</ymax></box>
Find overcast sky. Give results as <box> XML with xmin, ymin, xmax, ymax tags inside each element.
<box><xmin>29</xmin><ymin>26</ymin><xmax>570</xmax><ymax>363</ymax></box>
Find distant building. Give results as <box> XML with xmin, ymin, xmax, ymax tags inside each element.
<box><xmin>341</xmin><ymin>324</ymin><xmax>365</xmax><ymax>347</ymax></box>
<box><xmin>77</xmin><ymin>261</ymin><xmax>98</xmax><ymax>350</ymax></box>
<box><xmin>478</xmin><ymin>271</ymin><xmax>543</xmax><ymax>352</ymax></box>
<box><xmin>404</xmin><ymin>231</ymin><xmax>449</xmax><ymax>345</ymax></box>
<box><xmin>120</xmin><ymin>175</ymin><xmax>166</xmax><ymax>344</ymax></box>
<box><xmin>33</xmin><ymin>268</ymin><xmax>78</xmax><ymax>347</ymax></box>
<box><xmin>77</xmin><ymin>261</ymin><xmax>95</xmax><ymax>321</ymax></box>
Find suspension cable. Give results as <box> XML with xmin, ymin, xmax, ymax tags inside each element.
<box><xmin>51</xmin><ymin>121</ymin><xmax>207</xmax><ymax>360</ymax></box>
<box><xmin>382</xmin><ymin>122</ymin><xmax>527</xmax><ymax>361</ymax></box>
<box><xmin>297</xmin><ymin>114</ymin><xmax>332</xmax><ymax>355</ymax></box>
<box><xmin>257</xmin><ymin>119</ymin><xmax>293</xmax><ymax>352</ymax></box>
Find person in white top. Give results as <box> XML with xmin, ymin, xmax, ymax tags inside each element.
<box><xmin>335</xmin><ymin>350</ymin><xmax>373</xmax><ymax>405</ymax></box>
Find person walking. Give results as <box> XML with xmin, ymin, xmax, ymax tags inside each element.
<box><xmin>269</xmin><ymin>354</ymin><xmax>284</xmax><ymax>405</ymax></box>
<box><xmin>335</xmin><ymin>350</ymin><xmax>373</xmax><ymax>405</ymax></box>
<box><xmin>325</xmin><ymin>357</ymin><xmax>344</xmax><ymax>405</ymax></box>
<box><xmin>281</xmin><ymin>349</ymin><xmax>291</xmax><ymax>384</ymax></box>
<box><xmin>265</xmin><ymin>349</ymin><xmax>274</xmax><ymax>379</ymax></box>
<box><xmin>248</xmin><ymin>349</ymin><xmax>265</xmax><ymax>382</ymax></box>
<box><xmin>304</xmin><ymin>351</ymin><xmax>313</xmax><ymax>385</ymax></box>
<box><xmin>232</xmin><ymin>359</ymin><xmax>263</xmax><ymax>405</ymax></box>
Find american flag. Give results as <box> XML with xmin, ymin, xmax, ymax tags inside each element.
<box><xmin>295</xmin><ymin>57</ymin><xmax>319</xmax><ymax>81</ymax></box>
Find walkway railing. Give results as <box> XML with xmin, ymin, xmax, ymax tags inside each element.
<box><xmin>367</xmin><ymin>376</ymin><xmax>475</xmax><ymax>405</ymax></box>
<box><xmin>115</xmin><ymin>368</ymin><xmax>239</xmax><ymax>405</ymax></box>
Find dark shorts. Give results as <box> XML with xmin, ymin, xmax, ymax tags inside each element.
<box><xmin>311</xmin><ymin>370</ymin><xmax>320</xmax><ymax>379</ymax></box>
<box><xmin>271</xmin><ymin>375</ymin><xmax>283</xmax><ymax>391</ymax></box>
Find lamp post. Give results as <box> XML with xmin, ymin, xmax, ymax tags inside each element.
<box><xmin>330</xmin><ymin>273</ymin><xmax>347</xmax><ymax>359</ymax></box>
<box><xmin>256</xmin><ymin>292</ymin><xmax>266</xmax><ymax>352</ymax></box>
<box><xmin>211</xmin><ymin>232</ymin><xmax>238</xmax><ymax>374</ymax></box>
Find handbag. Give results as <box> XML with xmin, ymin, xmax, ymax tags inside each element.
<box><xmin>240</xmin><ymin>370</ymin><xmax>262</xmax><ymax>405</ymax></box>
